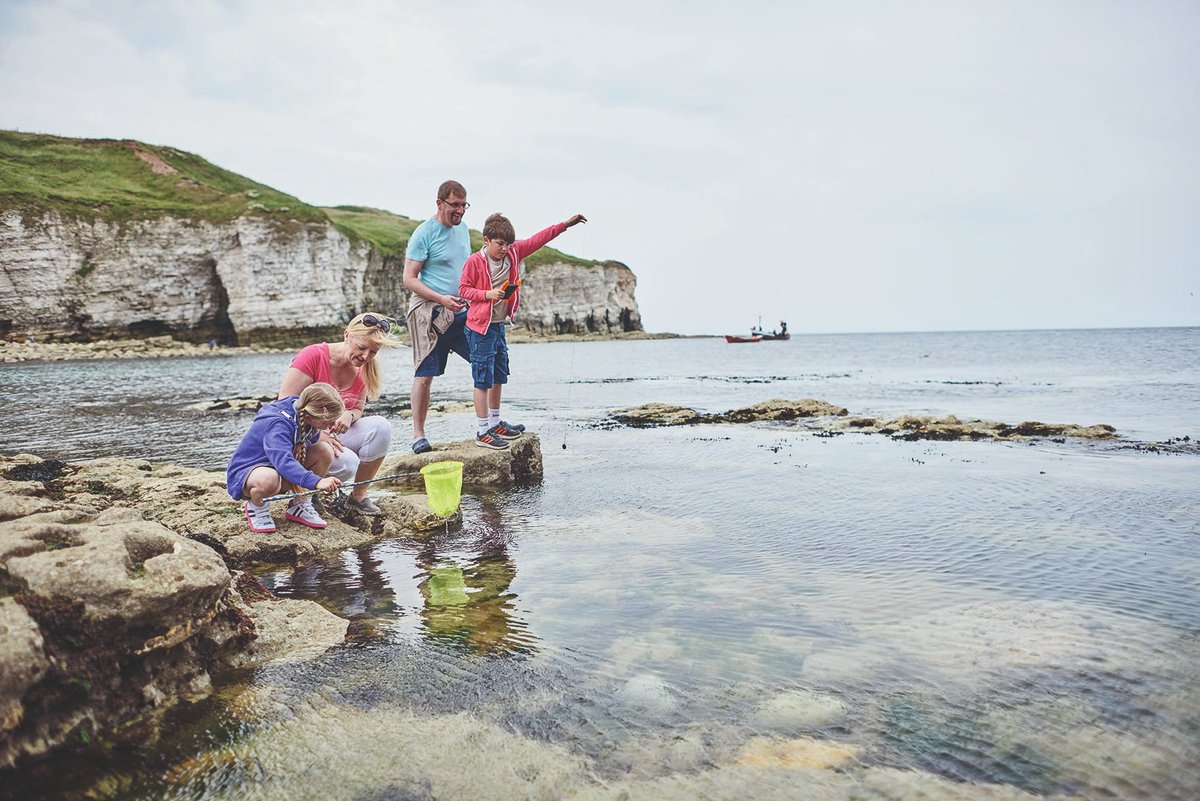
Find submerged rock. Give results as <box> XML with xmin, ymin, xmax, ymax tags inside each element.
<box><xmin>736</xmin><ymin>735</ymin><xmax>860</xmax><ymax>769</ymax></box>
<box><xmin>753</xmin><ymin>688</ymin><xmax>849</xmax><ymax>730</ymax></box>
<box><xmin>611</xmin><ymin>399</ymin><xmax>848</xmax><ymax>428</ymax></box>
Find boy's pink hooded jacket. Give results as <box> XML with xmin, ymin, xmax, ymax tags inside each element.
<box><xmin>458</xmin><ymin>222</ymin><xmax>567</xmax><ymax>335</ymax></box>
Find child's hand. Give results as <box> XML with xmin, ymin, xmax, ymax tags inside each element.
<box><xmin>564</xmin><ymin>213</ymin><xmax>587</xmax><ymax>228</ymax></box>
<box><xmin>317</xmin><ymin>476</ymin><xmax>342</xmax><ymax>493</ymax></box>
<box><xmin>485</xmin><ymin>287</ymin><xmax>506</xmax><ymax>301</ymax></box>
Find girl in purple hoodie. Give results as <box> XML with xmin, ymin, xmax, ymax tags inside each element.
<box><xmin>226</xmin><ymin>382</ymin><xmax>344</xmax><ymax>533</ymax></box>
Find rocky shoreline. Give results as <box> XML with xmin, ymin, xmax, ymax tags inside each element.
<box><xmin>0</xmin><ymin>330</ymin><xmax>680</xmax><ymax>363</ymax></box>
<box><xmin>605</xmin><ymin>398</ymin><xmax>1199</xmax><ymax>453</ymax></box>
<box><xmin>0</xmin><ymin>437</ymin><xmax>544</xmax><ymax>770</ymax></box>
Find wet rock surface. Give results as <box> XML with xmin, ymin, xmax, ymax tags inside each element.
<box><xmin>0</xmin><ymin>500</ymin><xmax>253</xmax><ymax>768</ymax></box>
<box><xmin>0</xmin><ymin>335</ymin><xmax>283</xmax><ymax>363</ymax></box>
<box><xmin>602</xmin><ymin>398</ymin><xmax>1193</xmax><ymax>450</ymax></box>
<box><xmin>612</xmin><ymin>399</ymin><xmax>848</xmax><ymax>427</ymax></box>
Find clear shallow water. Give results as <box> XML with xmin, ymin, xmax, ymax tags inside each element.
<box><xmin>3</xmin><ymin>327</ymin><xmax>1199</xmax><ymax>800</ymax></box>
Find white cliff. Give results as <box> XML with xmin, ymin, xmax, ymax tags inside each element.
<box><xmin>0</xmin><ymin>209</ymin><xmax>642</xmax><ymax>343</ymax></box>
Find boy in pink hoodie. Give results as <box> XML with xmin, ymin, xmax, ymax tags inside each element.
<box><xmin>458</xmin><ymin>211</ymin><xmax>587</xmax><ymax>449</ymax></box>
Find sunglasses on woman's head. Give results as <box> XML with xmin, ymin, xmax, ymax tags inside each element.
<box><xmin>361</xmin><ymin>314</ymin><xmax>394</xmax><ymax>333</ymax></box>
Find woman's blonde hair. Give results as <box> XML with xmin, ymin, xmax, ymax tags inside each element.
<box><xmin>344</xmin><ymin>312</ymin><xmax>401</xmax><ymax>401</ymax></box>
<box><xmin>297</xmin><ymin>382</ymin><xmax>345</xmax><ymax>421</ymax></box>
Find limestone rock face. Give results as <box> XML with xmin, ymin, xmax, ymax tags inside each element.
<box><xmin>382</xmin><ymin>433</ymin><xmax>545</xmax><ymax>489</ymax></box>
<box><xmin>517</xmin><ymin>260</ymin><xmax>642</xmax><ymax>335</ymax></box>
<box><xmin>0</xmin><ymin>210</ymin><xmax>643</xmax><ymax>344</ymax></box>
<box><xmin>0</xmin><ymin>210</ymin><xmax>371</xmax><ymax>344</ymax></box>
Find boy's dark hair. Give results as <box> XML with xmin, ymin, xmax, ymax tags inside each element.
<box><xmin>437</xmin><ymin>180</ymin><xmax>466</xmax><ymax>201</ymax></box>
<box><xmin>483</xmin><ymin>213</ymin><xmax>515</xmax><ymax>243</ymax></box>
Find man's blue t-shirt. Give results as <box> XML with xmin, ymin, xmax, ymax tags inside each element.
<box><xmin>405</xmin><ymin>217</ymin><xmax>471</xmax><ymax>296</ymax></box>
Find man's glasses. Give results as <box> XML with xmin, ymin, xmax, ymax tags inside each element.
<box><xmin>440</xmin><ymin>199</ymin><xmax>470</xmax><ymax>210</ymax></box>
<box><xmin>361</xmin><ymin>314</ymin><xmax>394</xmax><ymax>333</ymax></box>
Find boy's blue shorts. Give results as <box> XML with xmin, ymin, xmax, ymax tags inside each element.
<box><xmin>465</xmin><ymin>323</ymin><xmax>509</xmax><ymax>389</ymax></box>
<box><xmin>415</xmin><ymin>308</ymin><xmax>471</xmax><ymax>377</ymax></box>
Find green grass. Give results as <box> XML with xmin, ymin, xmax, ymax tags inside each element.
<box><xmin>324</xmin><ymin>205</ymin><xmax>421</xmax><ymax>257</ymax></box>
<box><xmin>0</xmin><ymin>129</ymin><xmax>325</xmax><ymax>223</ymax></box>
<box><xmin>326</xmin><ymin>204</ymin><xmax>594</xmax><ymax>266</ymax></box>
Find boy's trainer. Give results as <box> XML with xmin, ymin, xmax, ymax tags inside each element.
<box><xmin>475</xmin><ymin>429</ymin><xmax>510</xmax><ymax>450</ymax></box>
<box><xmin>285</xmin><ymin>497</ymin><xmax>328</xmax><ymax>528</ymax></box>
<box><xmin>491</xmin><ymin>421</ymin><xmax>523</xmax><ymax>440</ymax></box>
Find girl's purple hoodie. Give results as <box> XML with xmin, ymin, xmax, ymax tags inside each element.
<box><xmin>226</xmin><ymin>396</ymin><xmax>321</xmax><ymax>499</ymax></box>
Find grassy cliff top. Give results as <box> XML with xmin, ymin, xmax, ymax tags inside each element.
<box><xmin>324</xmin><ymin>204</ymin><xmax>592</xmax><ymax>266</ymax></box>
<box><xmin>0</xmin><ymin>130</ymin><xmax>595</xmax><ymax>266</ymax></box>
<box><xmin>0</xmin><ymin>129</ymin><xmax>326</xmax><ymax>223</ymax></box>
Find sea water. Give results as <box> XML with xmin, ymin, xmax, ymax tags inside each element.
<box><xmin>2</xmin><ymin>327</ymin><xmax>1198</xmax><ymax>800</ymax></box>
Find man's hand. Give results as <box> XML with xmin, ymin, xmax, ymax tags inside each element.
<box><xmin>564</xmin><ymin>213</ymin><xmax>587</xmax><ymax>228</ymax></box>
<box><xmin>441</xmin><ymin>294</ymin><xmax>467</xmax><ymax>312</ymax></box>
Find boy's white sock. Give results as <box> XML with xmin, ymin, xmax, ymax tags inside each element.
<box><xmin>247</xmin><ymin>499</ymin><xmax>269</xmax><ymax>511</ymax></box>
<box><xmin>477</xmin><ymin>417</ymin><xmax>491</xmax><ymax>436</ymax></box>
<box><xmin>488</xmin><ymin>408</ymin><xmax>501</xmax><ymax>427</ymax></box>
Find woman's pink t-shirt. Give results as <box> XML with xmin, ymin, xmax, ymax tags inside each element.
<box><xmin>290</xmin><ymin>343</ymin><xmax>366</xmax><ymax>409</ymax></box>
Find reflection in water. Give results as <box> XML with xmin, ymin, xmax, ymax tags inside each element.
<box><xmin>413</xmin><ymin>500</ymin><xmax>533</xmax><ymax>655</ymax></box>
<box><xmin>258</xmin><ymin>495</ymin><xmax>535</xmax><ymax>655</ymax></box>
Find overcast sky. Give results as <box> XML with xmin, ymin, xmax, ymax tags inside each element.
<box><xmin>1</xmin><ymin>0</ymin><xmax>1196</xmax><ymax>335</ymax></box>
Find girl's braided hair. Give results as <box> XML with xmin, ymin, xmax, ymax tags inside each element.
<box><xmin>293</xmin><ymin>383</ymin><xmax>344</xmax><ymax>463</ymax></box>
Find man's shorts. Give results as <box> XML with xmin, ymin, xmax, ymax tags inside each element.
<box><xmin>415</xmin><ymin>308</ymin><xmax>471</xmax><ymax>377</ymax></box>
<box><xmin>465</xmin><ymin>323</ymin><xmax>509</xmax><ymax>389</ymax></box>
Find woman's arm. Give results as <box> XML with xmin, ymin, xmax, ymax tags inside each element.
<box><xmin>278</xmin><ymin>366</ymin><xmax>315</xmax><ymax>399</ymax></box>
<box><xmin>330</xmin><ymin>399</ymin><xmax>366</xmax><ymax>435</ymax></box>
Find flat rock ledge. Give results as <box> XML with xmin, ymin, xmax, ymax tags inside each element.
<box><xmin>0</xmin><ymin>437</ymin><xmax>541</xmax><ymax>770</ymax></box>
<box><xmin>0</xmin><ymin>335</ymin><xmax>282</xmax><ymax>363</ymax></box>
<box><xmin>608</xmin><ymin>399</ymin><xmax>1120</xmax><ymax>443</ymax></box>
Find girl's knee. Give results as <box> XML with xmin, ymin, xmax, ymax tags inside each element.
<box><xmin>306</xmin><ymin>440</ymin><xmax>336</xmax><ymax>470</ymax></box>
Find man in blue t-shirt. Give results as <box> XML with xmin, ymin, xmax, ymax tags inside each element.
<box><xmin>403</xmin><ymin>180</ymin><xmax>473</xmax><ymax>454</ymax></box>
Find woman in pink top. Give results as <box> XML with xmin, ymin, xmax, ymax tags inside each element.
<box><xmin>278</xmin><ymin>312</ymin><xmax>400</xmax><ymax>515</ymax></box>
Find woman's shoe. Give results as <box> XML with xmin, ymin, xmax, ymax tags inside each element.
<box><xmin>346</xmin><ymin>495</ymin><xmax>382</xmax><ymax>516</ymax></box>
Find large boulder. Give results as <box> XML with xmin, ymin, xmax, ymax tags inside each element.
<box><xmin>381</xmin><ymin>433</ymin><xmax>545</xmax><ymax>488</ymax></box>
<box><xmin>4</xmin><ymin>508</ymin><xmax>230</xmax><ymax>630</ymax></box>
<box><xmin>0</xmin><ymin>505</ymin><xmax>250</xmax><ymax>768</ymax></box>
<box><xmin>0</xmin><ymin>454</ymin><xmax>367</xmax><ymax>768</ymax></box>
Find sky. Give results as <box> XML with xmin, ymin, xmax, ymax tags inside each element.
<box><xmin>1</xmin><ymin>0</ymin><xmax>1197</xmax><ymax>335</ymax></box>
